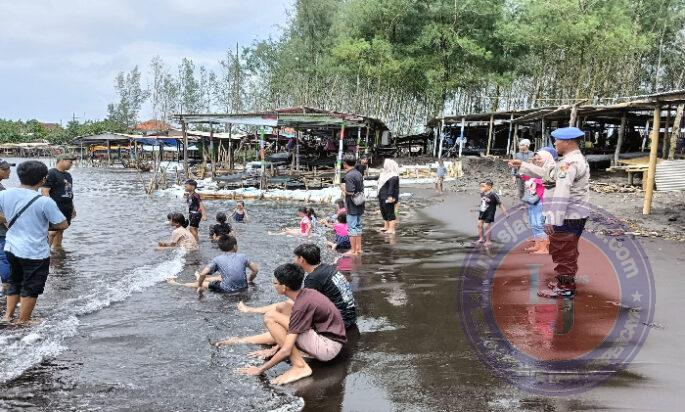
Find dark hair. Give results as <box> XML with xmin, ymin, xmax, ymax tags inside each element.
<box><xmin>343</xmin><ymin>153</ymin><xmax>357</xmax><ymax>167</ymax></box>
<box><xmin>274</xmin><ymin>263</ymin><xmax>304</xmax><ymax>291</ymax></box>
<box><xmin>293</xmin><ymin>243</ymin><xmax>321</xmax><ymax>265</ymax></box>
<box><xmin>18</xmin><ymin>160</ymin><xmax>48</xmax><ymax>186</ymax></box>
<box><xmin>217</xmin><ymin>235</ymin><xmax>237</xmax><ymax>252</ymax></box>
<box><xmin>307</xmin><ymin>207</ymin><xmax>317</xmax><ymax>218</ymax></box>
<box><xmin>169</xmin><ymin>213</ymin><xmax>189</xmax><ymax>228</ymax></box>
<box><xmin>166</xmin><ymin>213</ymin><xmax>173</xmax><ymax>220</ymax></box>
<box><xmin>337</xmin><ymin>213</ymin><xmax>347</xmax><ymax>224</ymax></box>
<box><xmin>480</xmin><ymin>179</ymin><xmax>494</xmax><ymax>187</ymax></box>
<box><xmin>185</xmin><ymin>179</ymin><xmax>197</xmax><ymax>188</ymax></box>
<box><xmin>297</xmin><ymin>206</ymin><xmax>308</xmax><ymax>215</ymax></box>
<box><xmin>237</xmin><ymin>201</ymin><xmax>245</xmax><ymax>206</ymax></box>
<box><xmin>335</xmin><ymin>199</ymin><xmax>345</xmax><ymax>209</ymax></box>
<box><xmin>216</xmin><ymin>212</ymin><xmax>227</xmax><ymax>223</ymax></box>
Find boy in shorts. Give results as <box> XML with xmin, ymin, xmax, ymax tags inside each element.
<box><xmin>184</xmin><ymin>179</ymin><xmax>206</xmax><ymax>241</ymax></box>
<box><xmin>477</xmin><ymin>179</ymin><xmax>508</xmax><ymax>246</ymax></box>
<box><xmin>195</xmin><ymin>235</ymin><xmax>258</xmax><ymax>295</ymax></box>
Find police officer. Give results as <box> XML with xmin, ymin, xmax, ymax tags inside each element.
<box><xmin>509</xmin><ymin>127</ymin><xmax>590</xmax><ymax>298</ymax></box>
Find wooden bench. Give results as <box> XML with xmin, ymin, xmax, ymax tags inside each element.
<box><xmin>605</xmin><ymin>164</ymin><xmax>650</xmax><ymax>188</ymax></box>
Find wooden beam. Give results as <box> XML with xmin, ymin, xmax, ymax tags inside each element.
<box><xmin>662</xmin><ymin>107</ymin><xmax>670</xmax><ymax>159</ymax></box>
<box><xmin>613</xmin><ymin>111</ymin><xmax>627</xmax><ymax>166</ymax></box>
<box><xmin>668</xmin><ymin>103</ymin><xmax>684</xmax><ymax>160</ymax></box>
<box><xmin>506</xmin><ymin>113</ymin><xmax>514</xmax><ymax>155</ymax></box>
<box><xmin>437</xmin><ymin>118</ymin><xmax>445</xmax><ymax>159</ymax></box>
<box><xmin>643</xmin><ymin>105</ymin><xmax>661</xmax><ymax>215</ymax></box>
<box><xmin>486</xmin><ymin>114</ymin><xmax>494</xmax><ymax>156</ymax></box>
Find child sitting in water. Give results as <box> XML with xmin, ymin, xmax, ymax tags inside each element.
<box><xmin>322</xmin><ymin>199</ymin><xmax>345</xmax><ymax>228</ymax></box>
<box><xmin>168</xmin><ymin>235</ymin><xmax>258</xmax><ymax>295</ymax></box>
<box><xmin>269</xmin><ymin>207</ymin><xmax>311</xmax><ymax>237</ymax></box>
<box><xmin>158</xmin><ymin>213</ymin><xmax>198</xmax><ymax>250</ymax></box>
<box><xmin>326</xmin><ymin>213</ymin><xmax>351</xmax><ymax>252</ymax></box>
<box><xmin>209</xmin><ymin>212</ymin><xmax>232</xmax><ymax>241</ymax></box>
<box><xmin>476</xmin><ymin>179</ymin><xmax>508</xmax><ymax>246</ymax></box>
<box><xmin>231</xmin><ymin>201</ymin><xmax>249</xmax><ymax>222</ymax></box>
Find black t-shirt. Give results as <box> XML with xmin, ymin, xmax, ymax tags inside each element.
<box><xmin>44</xmin><ymin>168</ymin><xmax>74</xmax><ymax>204</ymax></box>
<box><xmin>304</xmin><ymin>264</ymin><xmax>357</xmax><ymax>328</ymax></box>
<box><xmin>209</xmin><ymin>222</ymin><xmax>232</xmax><ymax>238</ymax></box>
<box><xmin>355</xmin><ymin>164</ymin><xmax>367</xmax><ymax>177</ymax></box>
<box><xmin>479</xmin><ymin>191</ymin><xmax>500</xmax><ymax>218</ymax></box>
<box><xmin>378</xmin><ymin>176</ymin><xmax>399</xmax><ymax>201</ymax></box>
<box><xmin>187</xmin><ymin>192</ymin><xmax>201</xmax><ymax>214</ymax></box>
<box><xmin>343</xmin><ymin>168</ymin><xmax>365</xmax><ymax>215</ymax></box>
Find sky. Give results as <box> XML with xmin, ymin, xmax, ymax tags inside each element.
<box><xmin>0</xmin><ymin>0</ymin><xmax>292</xmax><ymax>124</ymax></box>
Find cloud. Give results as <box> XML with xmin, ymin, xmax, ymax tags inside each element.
<box><xmin>0</xmin><ymin>0</ymin><xmax>292</xmax><ymax>121</ymax></box>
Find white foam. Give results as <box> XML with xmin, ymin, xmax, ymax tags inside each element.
<box><xmin>0</xmin><ymin>251</ymin><xmax>186</xmax><ymax>383</ymax></box>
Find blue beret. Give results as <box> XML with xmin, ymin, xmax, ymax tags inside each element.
<box><xmin>551</xmin><ymin>127</ymin><xmax>584</xmax><ymax>140</ymax></box>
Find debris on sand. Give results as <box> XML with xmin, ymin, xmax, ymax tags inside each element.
<box><xmin>590</xmin><ymin>181</ymin><xmax>641</xmax><ymax>194</ymax></box>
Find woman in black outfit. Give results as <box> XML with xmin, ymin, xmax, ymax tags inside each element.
<box><xmin>377</xmin><ymin>159</ymin><xmax>400</xmax><ymax>234</ymax></box>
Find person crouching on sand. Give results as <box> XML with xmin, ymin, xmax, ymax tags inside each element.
<box><xmin>157</xmin><ymin>213</ymin><xmax>198</xmax><ymax>250</ymax></box>
<box><xmin>233</xmin><ymin>263</ymin><xmax>347</xmax><ymax>385</ymax></box>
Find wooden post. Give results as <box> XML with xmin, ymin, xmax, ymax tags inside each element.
<box><xmin>486</xmin><ymin>114</ymin><xmax>494</xmax><ymax>156</ymax></box>
<box><xmin>668</xmin><ymin>103</ymin><xmax>684</xmax><ymax>160</ymax></box>
<box><xmin>295</xmin><ymin>130</ymin><xmax>300</xmax><ymax>172</ymax></box>
<box><xmin>569</xmin><ymin>105</ymin><xmax>578</xmax><ymax>127</ymax></box>
<box><xmin>458</xmin><ymin>117</ymin><xmax>465</xmax><ymax>158</ymax></box>
<box><xmin>209</xmin><ymin>124</ymin><xmax>216</xmax><ymax>177</ymax></box>
<box><xmin>506</xmin><ymin>113</ymin><xmax>514</xmax><ymax>156</ymax></box>
<box><xmin>437</xmin><ymin>118</ymin><xmax>445</xmax><ymax>159</ymax></box>
<box><xmin>364</xmin><ymin>126</ymin><xmax>370</xmax><ymax>157</ymax></box>
<box><xmin>227</xmin><ymin>123</ymin><xmax>233</xmax><ymax>170</ymax></box>
<box><xmin>106</xmin><ymin>139</ymin><xmax>112</xmax><ymax>166</ymax></box>
<box><xmin>356</xmin><ymin>127</ymin><xmax>361</xmax><ymax>159</ymax></box>
<box><xmin>542</xmin><ymin>117</ymin><xmax>548</xmax><ymax>147</ymax></box>
<box><xmin>613</xmin><ymin>111</ymin><xmax>627</xmax><ymax>166</ymax></box>
<box><xmin>432</xmin><ymin>126</ymin><xmax>438</xmax><ymax>157</ymax></box>
<box><xmin>512</xmin><ymin>124</ymin><xmax>519</xmax><ymax>156</ymax></box>
<box><xmin>643</xmin><ymin>105</ymin><xmax>661</xmax><ymax>215</ymax></box>
<box><xmin>182</xmin><ymin>119</ymin><xmax>189</xmax><ymax>177</ymax></box>
<box><xmin>662</xmin><ymin>107</ymin><xmax>670</xmax><ymax>159</ymax></box>
<box><xmin>334</xmin><ymin>123</ymin><xmax>346</xmax><ymax>185</ymax></box>
<box><xmin>641</xmin><ymin>121</ymin><xmax>649</xmax><ymax>152</ymax></box>
<box><xmin>259</xmin><ymin>127</ymin><xmax>266</xmax><ymax>189</ymax></box>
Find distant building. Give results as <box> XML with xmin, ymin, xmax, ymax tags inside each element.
<box><xmin>134</xmin><ymin>119</ymin><xmax>172</xmax><ymax>135</ymax></box>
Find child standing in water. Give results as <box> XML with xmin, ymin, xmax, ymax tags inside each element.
<box><xmin>436</xmin><ymin>159</ymin><xmax>447</xmax><ymax>193</ymax></box>
<box><xmin>158</xmin><ymin>213</ymin><xmax>198</xmax><ymax>250</ymax></box>
<box><xmin>231</xmin><ymin>201</ymin><xmax>249</xmax><ymax>222</ymax></box>
<box><xmin>184</xmin><ymin>180</ymin><xmax>207</xmax><ymax>241</ymax></box>
<box><xmin>209</xmin><ymin>212</ymin><xmax>232</xmax><ymax>241</ymax></box>
<box><xmin>476</xmin><ymin>179</ymin><xmax>508</xmax><ymax>246</ymax></box>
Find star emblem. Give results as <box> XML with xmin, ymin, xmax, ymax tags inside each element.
<box><xmin>631</xmin><ymin>291</ymin><xmax>642</xmax><ymax>302</ymax></box>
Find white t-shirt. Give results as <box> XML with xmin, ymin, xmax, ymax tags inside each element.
<box><xmin>0</xmin><ymin>187</ymin><xmax>66</xmax><ymax>259</ymax></box>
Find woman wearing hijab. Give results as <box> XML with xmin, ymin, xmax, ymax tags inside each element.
<box><xmin>377</xmin><ymin>159</ymin><xmax>400</xmax><ymax>234</ymax></box>
<box><xmin>517</xmin><ymin>148</ymin><xmax>557</xmax><ymax>254</ymax></box>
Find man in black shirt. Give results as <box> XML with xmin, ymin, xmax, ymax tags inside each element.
<box><xmin>42</xmin><ymin>154</ymin><xmax>76</xmax><ymax>250</ymax></box>
<box><xmin>341</xmin><ymin>154</ymin><xmax>365</xmax><ymax>255</ymax></box>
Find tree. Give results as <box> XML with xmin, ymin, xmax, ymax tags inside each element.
<box><xmin>107</xmin><ymin>66</ymin><xmax>150</xmax><ymax>128</ymax></box>
<box><xmin>178</xmin><ymin>58</ymin><xmax>201</xmax><ymax>113</ymax></box>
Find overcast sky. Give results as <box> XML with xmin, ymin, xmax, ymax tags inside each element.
<box><xmin>0</xmin><ymin>0</ymin><xmax>291</xmax><ymax>124</ymax></box>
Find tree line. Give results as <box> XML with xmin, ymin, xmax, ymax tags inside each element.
<box><xmin>4</xmin><ymin>0</ymin><xmax>683</xmax><ymax>144</ymax></box>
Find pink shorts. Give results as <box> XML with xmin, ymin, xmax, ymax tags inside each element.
<box><xmin>296</xmin><ymin>329</ymin><xmax>343</xmax><ymax>361</ymax></box>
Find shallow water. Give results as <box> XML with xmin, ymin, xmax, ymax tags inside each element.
<box><xmin>0</xmin><ymin>161</ymin><xmax>654</xmax><ymax>411</ymax></box>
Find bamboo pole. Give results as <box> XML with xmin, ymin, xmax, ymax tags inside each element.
<box><xmin>106</xmin><ymin>140</ymin><xmax>112</xmax><ymax>166</ymax></box>
<box><xmin>662</xmin><ymin>107</ymin><xmax>670</xmax><ymax>159</ymax></box>
<box><xmin>228</xmin><ymin>123</ymin><xmax>233</xmax><ymax>170</ymax></box>
<box><xmin>458</xmin><ymin>117</ymin><xmax>465</xmax><ymax>158</ymax></box>
<box><xmin>506</xmin><ymin>113</ymin><xmax>514</xmax><ymax>156</ymax></box>
<box><xmin>364</xmin><ymin>125</ymin><xmax>370</xmax><ymax>157</ymax></box>
<box><xmin>259</xmin><ymin>127</ymin><xmax>266</xmax><ymax>189</ymax></box>
<box><xmin>182</xmin><ymin>119</ymin><xmax>189</xmax><ymax>177</ymax></box>
<box><xmin>432</xmin><ymin>127</ymin><xmax>438</xmax><ymax>157</ymax></box>
<box><xmin>355</xmin><ymin>127</ymin><xmax>361</xmax><ymax>159</ymax></box>
<box><xmin>643</xmin><ymin>105</ymin><xmax>661</xmax><ymax>215</ymax></box>
<box><xmin>486</xmin><ymin>114</ymin><xmax>494</xmax><ymax>156</ymax></box>
<box><xmin>668</xmin><ymin>103</ymin><xmax>684</xmax><ymax>160</ymax></box>
<box><xmin>613</xmin><ymin>111</ymin><xmax>627</xmax><ymax>166</ymax></box>
<box><xmin>437</xmin><ymin>118</ymin><xmax>445</xmax><ymax>159</ymax></box>
<box><xmin>334</xmin><ymin>123</ymin><xmax>346</xmax><ymax>185</ymax></box>
<box><xmin>295</xmin><ymin>130</ymin><xmax>300</xmax><ymax>172</ymax></box>
<box><xmin>209</xmin><ymin>124</ymin><xmax>216</xmax><ymax>177</ymax></box>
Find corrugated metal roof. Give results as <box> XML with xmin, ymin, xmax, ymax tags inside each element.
<box><xmin>656</xmin><ymin>160</ymin><xmax>685</xmax><ymax>192</ymax></box>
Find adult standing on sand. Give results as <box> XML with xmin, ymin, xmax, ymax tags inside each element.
<box><xmin>42</xmin><ymin>154</ymin><xmax>77</xmax><ymax>251</ymax></box>
<box><xmin>509</xmin><ymin>127</ymin><xmax>590</xmax><ymax>298</ymax></box>
<box><xmin>0</xmin><ymin>161</ymin><xmax>68</xmax><ymax>324</ymax></box>
<box><xmin>341</xmin><ymin>154</ymin><xmax>365</xmax><ymax>255</ymax></box>
<box><xmin>377</xmin><ymin>159</ymin><xmax>400</xmax><ymax>234</ymax></box>
<box><xmin>512</xmin><ymin>139</ymin><xmax>533</xmax><ymax>200</ymax></box>
<box><xmin>0</xmin><ymin>159</ymin><xmax>14</xmax><ymax>295</ymax></box>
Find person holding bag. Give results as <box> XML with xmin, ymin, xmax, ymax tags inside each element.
<box><xmin>520</xmin><ymin>148</ymin><xmax>557</xmax><ymax>254</ymax></box>
<box><xmin>377</xmin><ymin>159</ymin><xmax>400</xmax><ymax>234</ymax></box>
<box><xmin>340</xmin><ymin>154</ymin><xmax>365</xmax><ymax>255</ymax></box>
